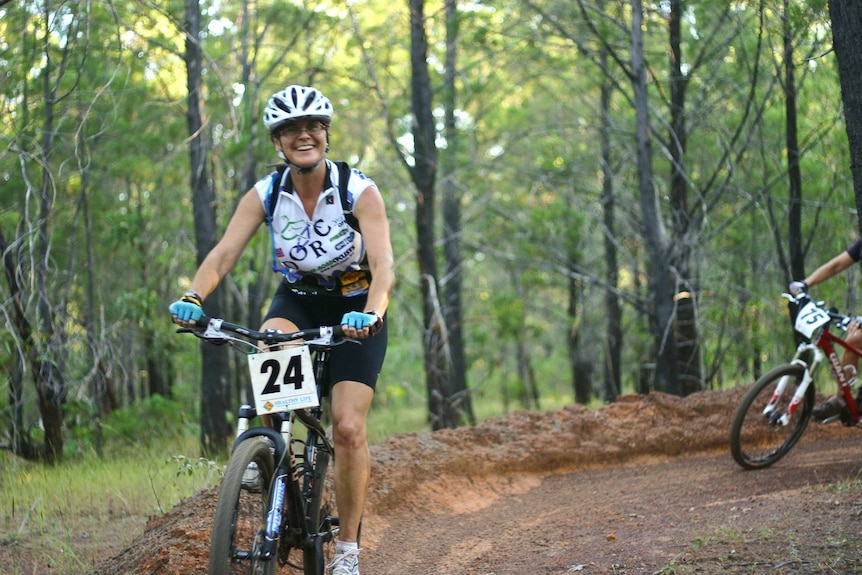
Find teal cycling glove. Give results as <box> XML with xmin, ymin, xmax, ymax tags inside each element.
<box><xmin>341</xmin><ymin>311</ymin><xmax>382</xmax><ymax>335</ymax></box>
<box><xmin>169</xmin><ymin>291</ymin><xmax>204</xmax><ymax>323</ymax></box>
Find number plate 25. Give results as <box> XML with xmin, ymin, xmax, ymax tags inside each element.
<box><xmin>794</xmin><ymin>300</ymin><xmax>830</xmax><ymax>340</ymax></box>
<box><xmin>248</xmin><ymin>347</ymin><xmax>319</xmax><ymax>414</ymax></box>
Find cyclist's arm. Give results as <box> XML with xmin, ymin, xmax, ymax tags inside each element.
<box><xmin>803</xmin><ymin>251</ymin><xmax>856</xmax><ymax>290</ymax></box>
<box><xmin>188</xmin><ymin>188</ymin><xmax>265</xmax><ymax>302</ymax></box>
<box><xmin>353</xmin><ymin>183</ymin><xmax>395</xmax><ymax>319</ymax></box>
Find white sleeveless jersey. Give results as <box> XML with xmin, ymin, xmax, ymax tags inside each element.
<box><xmin>255</xmin><ymin>160</ymin><xmax>375</xmax><ymax>291</ymax></box>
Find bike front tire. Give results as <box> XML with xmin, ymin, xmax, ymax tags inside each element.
<box><xmin>729</xmin><ymin>363</ymin><xmax>814</xmax><ymax>470</ymax></box>
<box><xmin>208</xmin><ymin>437</ymin><xmax>276</xmax><ymax>575</ymax></box>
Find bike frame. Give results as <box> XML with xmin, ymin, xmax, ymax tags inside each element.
<box><xmin>231</xmin><ymin>345</ymin><xmax>337</xmax><ymax>563</ymax></box>
<box><xmin>186</xmin><ymin>316</ymin><xmax>344</xmax><ymax>572</ymax></box>
<box><xmin>777</xmin><ymin>322</ymin><xmax>862</xmax><ymax>425</ymax></box>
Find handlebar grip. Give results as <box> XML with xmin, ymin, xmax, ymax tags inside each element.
<box><xmin>173</xmin><ymin>315</ymin><xmax>210</xmax><ymax>332</ymax></box>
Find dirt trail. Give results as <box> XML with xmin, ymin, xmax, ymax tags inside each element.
<box><xmin>87</xmin><ymin>388</ymin><xmax>862</xmax><ymax>575</ymax></box>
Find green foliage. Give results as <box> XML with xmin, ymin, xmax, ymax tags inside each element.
<box><xmin>0</xmin><ymin>0</ymin><xmax>857</xmax><ymax>465</ymax></box>
<box><xmin>46</xmin><ymin>392</ymin><xmax>198</xmax><ymax>460</ymax></box>
<box><xmin>171</xmin><ymin>454</ymin><xmax>222</xmax><ymax>478</ymax></box>
<box><xmin>100</xmin><ymin>394</ymin><xmax>196</xmax><ymax>447</ymax></box>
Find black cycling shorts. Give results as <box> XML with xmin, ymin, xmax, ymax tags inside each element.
<box><xmin>263</xmin><ymin>282</ymin><xmax>387</xmax><ymax>390</ymax></box>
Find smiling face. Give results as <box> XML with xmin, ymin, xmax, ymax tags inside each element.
<box><xmin>272</xmin><ymin>119</ymin><xmax>329</xmax><ymax>170</ymax></box>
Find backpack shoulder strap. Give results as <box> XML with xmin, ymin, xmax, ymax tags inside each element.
<box><xmin>265</xmin><ymin>164</ymin><xmax>288</xmax><ymax>227</ymax></box>
<box><xmin>335</xmin><ymin>161</ymin><xmax>360</xmax><ymax>232</ymax></box>
<box><xmin>267</xmin><ymin>162</ymin><xmax>358</xmax><ymax>231</ymax></box>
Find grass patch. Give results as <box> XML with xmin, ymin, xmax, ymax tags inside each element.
<box><xmin>0</xmin><ymin>442</ymin><xmax>220</xmax><ymax>524</ymax></box>
<box><xmin>657</xmin><ymin>482</ymin><xmax>862</xmax><ymax>574</ymax></box>
<box><xmin>0</xmin><ymin>441</ymin><xmax>222</xmax><ymax>575</ymax></box>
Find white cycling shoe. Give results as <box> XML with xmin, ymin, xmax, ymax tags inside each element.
<box><xmin>328</xmin><ymin>546</ymin><xmax>361</xmax><ymax>575</ymax></box>
<box><xmin>241</xmin><ymin>461</ymin><xmax>263</xmax><ymax>492</ymax></box>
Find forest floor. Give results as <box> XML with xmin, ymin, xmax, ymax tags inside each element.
<box><xmin>6</xmin><ymin>387</ymin><xmax>862</xmax><ymax>574</ymax></box>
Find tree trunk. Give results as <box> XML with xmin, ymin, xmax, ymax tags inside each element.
<box><xmin>785</xmin><ymin>0</ymin><xmax>805</xmax><ymax>280</ymax></box>
<box><xmin>79</xmin><ymin>170</ymin><xmax>118</xmax><ymax>456</ymax></box>
<box><xmin>599</xmin><ymin>53</ymin><xmax>622</xmax><ymax>402</ymax></box>
<box><xmin>516</xmin><ymin>337</ymin><xmax>540</xmax><ymax>410</ymax></box>
<box><xmin>441</xmin><ymin>0</ymin><xmax>474</xmax><ymax>426</ymax></box>
<box><xmin>667</xmin><ymin>0</ymin><xmax>702</xmax><ymax>396</ymax></box>
<box><xmin>185</xmin><ymin>0</ymin><xmax>232</xmax><ymax>454</ymax></box>
<box><xmin>410</xmin><ymin>0</ymin><xmax>458</xmax><ymax>430</ymax></box>
<box><xmin>34</xmin><ymin>4</ymin><xmax>67</xmax><ymax>463</ymax></box>
<box><xmin>0</xmin><ymin>224</ymin><xmax>38</xmax><ymax>459</ymax></box>
<box><xmin>632</xmin><ymin>0</ymin><xmax>679</xmax><ymax>394</ymax></box>
<box><xmin>569</xmin><ymin>275</ymin><xmax>592</xmax><ymax>405</ymax></box>
<box><xmin>827</xmin><ymin>0</ymin><xmax>862</xmax><ymax>236</ymax></box>
<box><xmin>236</xmin><ymin>0</ymin><xmax>259</xmax><ymax>330</ymax></box>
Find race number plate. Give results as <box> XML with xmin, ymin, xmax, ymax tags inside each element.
<box><xmin>794</xmin><ymin>300</ymin><xmax>830</xmax><ymax>340</ymax></box>
<box><xmin>248</xmin><ymin>347</ymin><xmax>319</xmax><ymax>414</ymax></box>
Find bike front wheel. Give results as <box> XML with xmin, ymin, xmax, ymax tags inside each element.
<box><xmin>208</xmin><ymin>437</ymin><xmax>276</xmax><ymax>575</ymax></box>
<box><xmin>729</xmin><ymin>363</ymin><xmax>814</xmax><ymax>470</ymax></box>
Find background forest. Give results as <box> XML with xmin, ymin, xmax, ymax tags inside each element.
<box><xmin>2</xmin><ymin>0</ymin><xmax>860</xmax><ymax>462</ymax></box>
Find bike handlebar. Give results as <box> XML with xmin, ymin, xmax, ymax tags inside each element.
<box><xmin>177</xmin><ymin>315</ymin><xmax>347</xmax><ymax>347</ymax></box>
<box><xmin>783</xmin><ymin>291</ymin><xmax>855</xmax><ymax>331</ymax></box>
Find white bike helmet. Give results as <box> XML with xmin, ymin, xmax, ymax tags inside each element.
<box><xmin>263</xmin><ymin>85</ymin><xmax>333</xmax><ymax>133</ymax></box>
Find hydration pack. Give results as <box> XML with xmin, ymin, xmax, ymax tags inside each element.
<box><xmin>264</xmin><ymin>160</ymin><xmax>358</xmax><ymax>231</ymax></box>
<box><xmin>264</xmin><ymin>160</ymin><xmax>367</xmax><ymax>277</ymax></box>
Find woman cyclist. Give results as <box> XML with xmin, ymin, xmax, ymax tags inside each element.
<box><xmin>170</xmin><ymin>85</ymin><xmax>395</xmax><ymax>575</ymax></box>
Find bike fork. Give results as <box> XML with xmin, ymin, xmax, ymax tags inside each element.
<box><xmin>765</xmin><ymin>369</ymin><xmax>812</xmax><ymax>425</ymax></box>
<box><xmin>260</xmin><ymin>473</ymin><xmax>289</xmax><ymax>561</ymax></box>
<box><xmin>258</xmin><ymin>415</ymin><xmax>297</xmax><ymax>561</ymax></box>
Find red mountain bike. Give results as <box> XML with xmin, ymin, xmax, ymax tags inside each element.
<box><xmin>729</xmin><ymin>292</ymin><xmax>862</xmax><ymax>470</ymax></box>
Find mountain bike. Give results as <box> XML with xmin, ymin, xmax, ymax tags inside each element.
<box><xmin>178</xmin><ymin>315</ymin><xmax>351</xmax><ymax>575</ymax></box>
<box><xmin>729</xmin><ymin>292</ymin><xmax>862</xmax><ymax>470</ymax></box>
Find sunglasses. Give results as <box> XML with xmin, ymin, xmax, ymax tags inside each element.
<box><xmin>277</xmin><ymin>120</ymin><xmax>328</xmax><ymax>138</ymax></box>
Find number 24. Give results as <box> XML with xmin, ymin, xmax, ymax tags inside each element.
<box><xmin>259</xmin><ymin>355</ymin><xmax>304</xmax><ymax>395</ymax></box>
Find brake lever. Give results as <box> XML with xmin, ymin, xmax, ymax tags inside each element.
<box><xmin>199</xmin><ymin>318</ymin><xmax>231</xmax><ymax>343</ymax></box>
<box><xmin>176</xmin><ymin>318</ymin><xmax>231</xmax><ymax>345</ymax></box>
